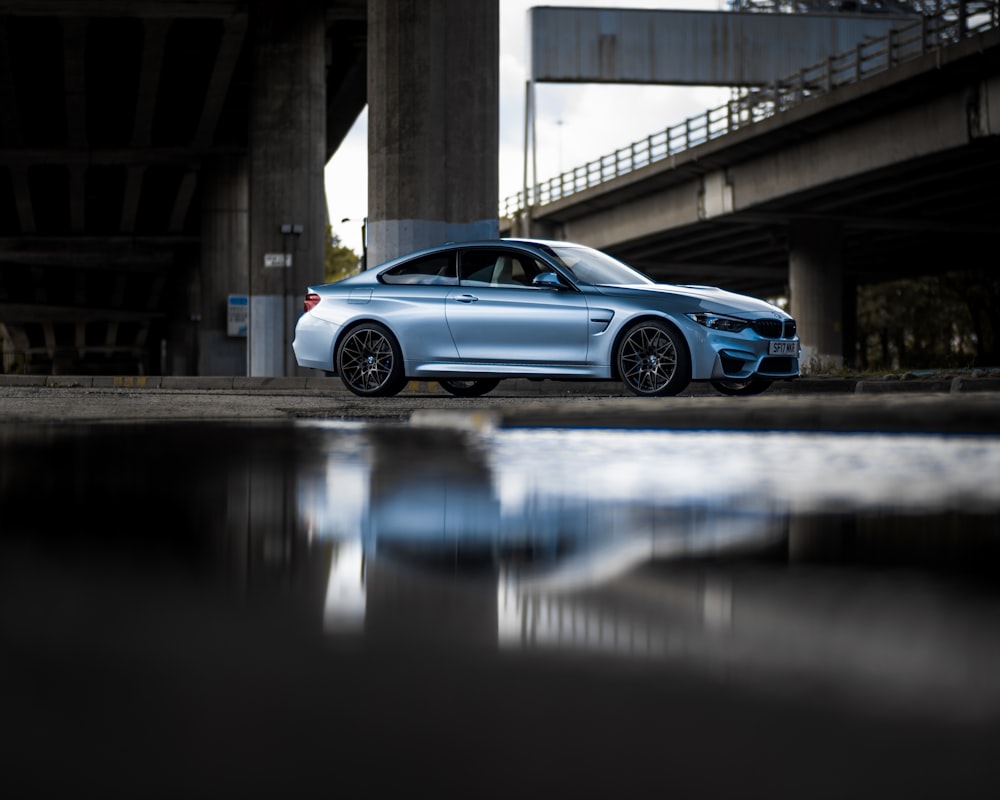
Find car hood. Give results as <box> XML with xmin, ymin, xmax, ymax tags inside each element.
<box><xmin>596</xmin><ymin>283</ymin><xmax>788</xmax><ymax>317</ymax></box>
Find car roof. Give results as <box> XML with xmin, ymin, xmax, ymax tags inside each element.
<box><xmin>361</xmin><ymin>238</ymin><xmax>593</xmax><ymax>275</ymax></box>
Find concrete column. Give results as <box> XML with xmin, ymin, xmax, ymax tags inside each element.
<box><xmin>842</xmin><ymin>273</ymin><xmax>858</xmax><ymax>369</ymax></box>
<box><xmin>248</xmin><ymin>0</ymin><xmax>326</xmax><ymax>376</ymax></box>
<box><xmin>789</xmin><ymin>218</ymin><xmax>844</xmax><ymax>372</ymax></box>
<box><xmin>164</xmin><ymin>253</ymin><xmax>200</xmax><ymax>376</ymax></box>
<box><xmin>367</xmin><ymin>0</ymin><xmax>499</xmax><ymax>268</ymax></box>
<box><xmin>199</xmin><ymin>155</ymin><xmax>248</xmax><ymax>375</ymax></box>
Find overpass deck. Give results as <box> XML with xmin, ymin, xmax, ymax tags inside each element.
<box><xmin>501</xmin><ymin>6</ymin><xmax>1000</xmax><ymax>297</ymax></box>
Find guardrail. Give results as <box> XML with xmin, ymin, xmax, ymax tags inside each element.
<box><xmin>500</xmin><ymin>2</ymin><xmax>999</xmax><ymax>220</ymax></box>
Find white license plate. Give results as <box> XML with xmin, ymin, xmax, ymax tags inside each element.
<box><xmin>769</xmin><ymin>341</ymin><xmax>798</xmax><ymax>356</ymax></box>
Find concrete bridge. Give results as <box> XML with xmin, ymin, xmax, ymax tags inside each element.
<box><xmin>501</xmin><ymin>7</ymin><xmax>1000</xmax><ymax>370</ymax></box>
<box><xmin>0</xmin><ymin>1</ymin><xmax>997</xmax><ymax>376</ymax></box>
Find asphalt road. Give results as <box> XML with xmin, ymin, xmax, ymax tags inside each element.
<box><xmin>1</xmin><ymin>374</ymin><xmax>999</xmax><ymax>433</ymax></box>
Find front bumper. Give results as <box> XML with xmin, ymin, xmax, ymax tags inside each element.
<box><xmin>709</xmin><ymin>343</ymin><xmax>800</xmax><ymax>380</ymax></box>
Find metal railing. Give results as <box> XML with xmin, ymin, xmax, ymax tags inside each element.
<box><xmin>500</xmin><ymin>1</ymin><xmax>998</xmax><ymax>220</ymax></box>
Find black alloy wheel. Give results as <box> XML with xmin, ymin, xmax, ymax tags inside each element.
<box><xmin>711</xmin><ymin>378</ymin><xmax>773</xmax><ymax>396</ymax></box>
<box><xmin>438</xmin><ymin>379</ymin><xmax>501</xmax><ymax>397</ymax></box>
<box><xmin>336</xmin><ymin>323</ymin><xmax>407</xmax><ymax>397</ymax></box>
<box><xmin>616</xmin><ymin>320</ymin><xmax>690</xmax><ymax>397</ymax></box>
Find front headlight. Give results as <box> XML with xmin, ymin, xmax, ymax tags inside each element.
<box><xmin>686</xmin><ymin>312</ymin><xmax>749</xmax><ymax>333</ymax></box>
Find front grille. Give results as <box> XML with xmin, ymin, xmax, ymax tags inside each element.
<box><xmin>751</xmin><ymin>319</ymin><xmax>783</xmax><ymax>338</ymax></box>
<box><xmin>751</xmin><ymin>318</ymin><xmax>797</xmax><ymax>339</ymax></box>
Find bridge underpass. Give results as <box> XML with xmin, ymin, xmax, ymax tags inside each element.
<box><xmin>0</xmin><ymin>0</ymin><xmax>498</xmax><ymax>377</ymax></box>
<box><xmin>502</xmin><ymin>6</ymin><xmax>1000</xmax><ymax>369</ymax></box>
<box><xmin>0</xmin><ymin>1</ymin><xmax>996</xmax><ymax>376</ymax></box>
<box><xmin>0</xmin><ymin>0</ymin><xmax>370</xmax><ymax>376</ymax></box>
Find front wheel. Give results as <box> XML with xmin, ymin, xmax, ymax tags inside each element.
<box><xmin>336</xmin><ymin>322</ymin><xmax>407</xmax><ymax>397</ymax></box>
<box><xmin>711</xmin><ymin>378</ymin><xmax>773</xmax><ymax>396</ymax></box>
<box><xmin>616</xmin><ymin>320</ymin><xmax>690</xmax><ymax>397</ymax></box>
<box><xmin>438</xmin><ymin>379</ymin><xmax>501</xmax><ymax>397</ymax></box>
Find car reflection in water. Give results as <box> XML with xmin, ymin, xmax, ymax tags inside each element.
<box><xmin>312</xmin><ymin>422</ymin><xmax>786</xmax><ymax>637</ymax></box>
<box><xmin>302</xmin><ymin>420</ymin><xmax>1000</xmax><ymax>719</ymax></box>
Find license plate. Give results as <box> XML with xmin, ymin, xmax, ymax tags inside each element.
<box><xmin>769</xmin><ymin>341</ymin><xmax>798</xmax><ymax>356</ymax></box>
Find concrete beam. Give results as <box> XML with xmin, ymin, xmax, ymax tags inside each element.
<box><xmin>119</xmin><ymin>166</ymin><xmax>145</xmax><ymax>233</ymax></box>
<box><xmin>169</xmin><ymin>169</ymin><xmax>199</xmax><ymax>233</ymax></box>
<box><xmin>0</xmin><ymin>303</ymin><xmax>161</xmax><ymax>323</ymax></box>
<box><xmin>132</xmin><ymin>19</ymin><xmax>170</xmax><ymax>147</ymax></box>
<box><xmin>10</xmin><ymin>166</ymin><xmax>34</xmax><ymax>233</ymax></box>
<box><xmin>0</xmin><ymin>21</ymin><xmax>21</xmax><ymax>145</ymax></box>
<box><xmin>0</xmin><ymin>2</ymin><xmax>243</xmax><ymax>18</ymax></box>
<box><xmin>0</xmin><ymin>148</ymin><xmax>242</xmax><ymax>166</ymax></box>
<box><xmin>194</xmin><ymin>13</ymin><xmax>247</xmax><ymax>147</ymax></box>
<box><xmin>69</xmin><ymin>165</ymin><xmax>84</xmax><ymax>232</ymax></box>
<box><xmin>0</xmin><ymin>236</ymin><xmax>195</xmax><ymax>261</ymax></box>
<box><xmin>530</xmin><ymin>9</ymin><xmax>918</xmax><ymax>86</ymax></box>
<box><xmin>61</xmin><ymin>18</ymin><xmax>86</xmax><ymax>146</ymax></box>
<box><xmin>732</xmin><ymin>93</ymin><xmax>974</xmax><ymax>210</ymax></box>
<box><xmin>545</xmin><ymin>82</ymin><xmax>984</xmax><ymax>247</ymax></box>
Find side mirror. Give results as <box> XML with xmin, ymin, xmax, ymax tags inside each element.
<box><xmin>532</xmin><ymin>272</ymin><xmax>565</xmax><ymax>290</ymax></box>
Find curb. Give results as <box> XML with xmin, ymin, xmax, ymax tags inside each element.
<box><xmin>1</xmin><ymin>374</ymin><xmax>998</xmax><ymax>394</ymax></box>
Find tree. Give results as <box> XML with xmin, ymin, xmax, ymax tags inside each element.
<box><xmin>855</xmin><ymin>270</ymin><xmax>992</xmax><ymax>371</ymax></box>
<box><xmin>945</xmin><ymin>269</ymin><xmax>1000</xmax><ymax>366</ymax></box>
<box><xmin>324</xmin><ymin>224</ymin><xmax>361</xmax><ymax>283</ymax></box>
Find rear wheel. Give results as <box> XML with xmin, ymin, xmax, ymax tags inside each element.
<box><xmin>616</xmin><ymin>320</ymin><xmax>690</xmax><ymax>397</ymax></box>
<box><xmin>711</xmin><ymin>378</ymin><xmax>773</xmax><ymax>396</ymax></box>
<box><xmin>438</xmin><ymin>379</ymin><xmax>501</xmax><ymax>397</ymax></box>
<box><xmin>336</xmin><ymin>323</ymin><xmax>407</xmax><ymax>397</ymax></box>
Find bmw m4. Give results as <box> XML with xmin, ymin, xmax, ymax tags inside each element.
<box><xmin>292</xmin><ymin>239</ymin><xmax>800</xmax><ymax>397</ymax></box>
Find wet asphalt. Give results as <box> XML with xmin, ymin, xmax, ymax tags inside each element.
<box><xmin>1</xmin><ymin>373</ymin><xmax>999</xmax><ymax>433</ymax></box>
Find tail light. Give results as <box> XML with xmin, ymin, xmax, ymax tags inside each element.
<box><xmin>303</xmin><ymin>292</ymin><xmax>321</xmax><ymax>312</ymax></box>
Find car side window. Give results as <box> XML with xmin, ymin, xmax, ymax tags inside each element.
<box><xmin>380</xmin><ymin>253</ymin><xmax>457</xmax><ymax>285</ymax></box>
<box><xmin>458</xmin><ymin>251</ymin><xmax>497</xmax><ymax>286</ymax></box>
<box><xmin>459</xmin><ymin>250</ymin><xmax>549</xmax><ymax>288</ymax></box>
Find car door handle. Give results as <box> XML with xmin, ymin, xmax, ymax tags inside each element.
<box><xmin>453</xmin><ymin>294</ymin><xmax>479</xmax><ymax>303</ymax></box>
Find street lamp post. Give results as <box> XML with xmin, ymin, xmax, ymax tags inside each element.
<box><xmin>279</xmin><ymin>223</ymin><xmax>302</xmax><ymax>375</ymax></box>
<box><xmin>341</xmin><ymin>217</ymin><xmax>368</xmax><ymax>270</ymax></box>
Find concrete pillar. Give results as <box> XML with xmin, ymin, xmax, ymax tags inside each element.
<box><xmin>367</xmin><ymin>0</ymin><xmax>499</xmax><ymax>268</ymax></box>
<box><xmin>164</xmin><ymin>252</ymin><xmax>200</xmax><ymax>376</ymax></box>
<box><xmin>199</xmin><ymin>155</ymin><xmax>249</xmax><ymax>375</ymax></box>
<box><xmin>248</xmin><ymin>0</ymin><xmax>326</xmax><ymax>376</ymax></box>
<box><xmin>842</xmin><ymin>273</ymin><xmax>858</xmax><ymax>369</ymax></box>
<box><xmin>789</xmin><ymin>218</ymin><xmax>844</xmax><ymax>372</ymax></box>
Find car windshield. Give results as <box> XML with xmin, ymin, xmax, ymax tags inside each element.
<box><xmin>544</xmin><ymin>244</ymin><xmax>654</xmax><ymax>287</ymax></box>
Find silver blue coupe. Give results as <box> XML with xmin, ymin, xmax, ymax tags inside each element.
<box><xmin>292</xmin><ymin>238</ymin><xmax>800</xmax><ymax>397</ymax></box>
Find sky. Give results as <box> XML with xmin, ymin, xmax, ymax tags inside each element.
<box><xmin>324</xmin><ymin>0</ymin><xmax>732</xmax><ymax>255</ymax></box>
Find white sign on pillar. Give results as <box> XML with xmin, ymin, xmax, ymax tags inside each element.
<box><xmin>264</xmin><ymin>252</ymin><xmax>292</xmax><ymax>267</ymax></box>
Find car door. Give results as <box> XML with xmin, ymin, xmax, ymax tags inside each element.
<box><xmin>374</xmin><ymin>251</ymin><xmax>459</xmax><ymax>364</ymax></box>
<box><xmin>445</xmin><ymin>248</ymin><xmax>591</xmax><ymax>365</ymax></box>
